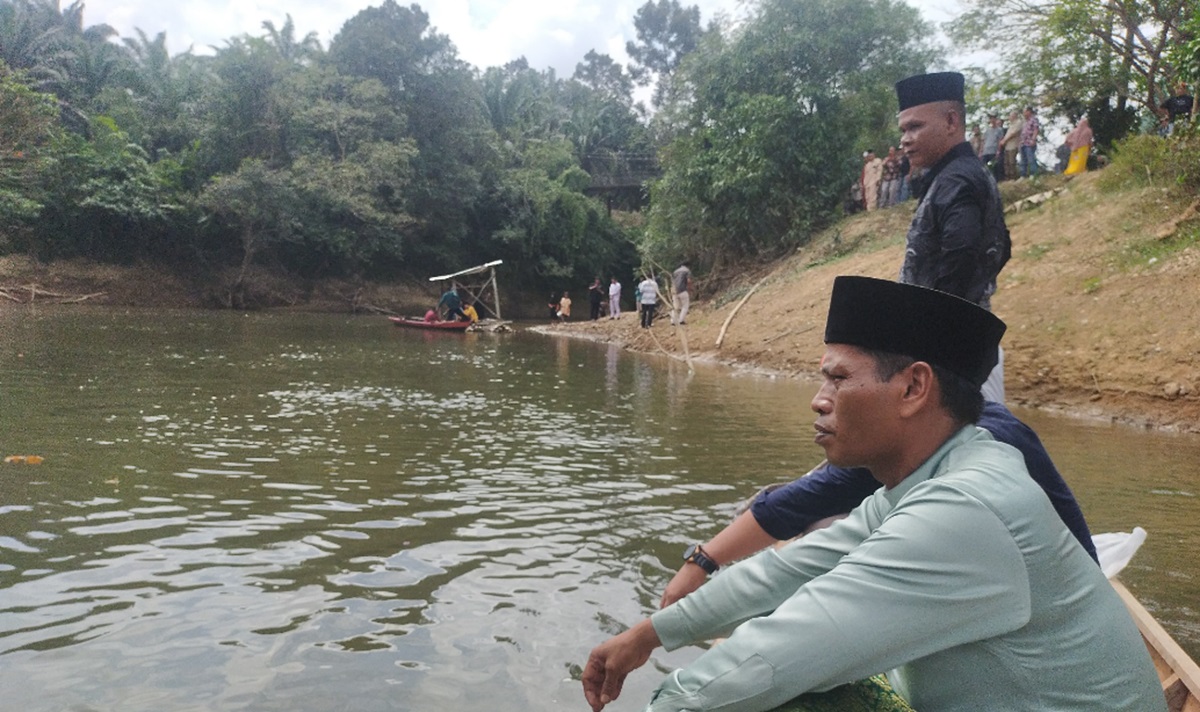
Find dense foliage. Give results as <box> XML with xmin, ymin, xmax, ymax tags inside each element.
<box><xmin>641</xmin><ymin>0</ymin><xmax>937</xmax><ymax>269</ymax></box>
<box><xmin>948</xmin><ymin>0</ymin><xmax>1193</xmax><ymax>148</ymax></box>
<box><xmin>0</xmin><ymin>0</ymin><xmax>1192</xmax><ymax>302</ymax></box>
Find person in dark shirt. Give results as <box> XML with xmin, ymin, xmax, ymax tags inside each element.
<box><xmin>895</xmin><ymin>72</ymin><xmax>1011</xmax><ymax>402</ymax></box>
<box><xmin>437</xmin><ymin>287</ymin><xmax>467</xmax><ymax>321</ymax></box>
<box><xmin>1160</xmin><ymin>82</ymin><xmax>1195</xmax><ymax>134</ymax></box>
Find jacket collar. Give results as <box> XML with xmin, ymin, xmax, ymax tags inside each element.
<box><xmin>910</xmin><ymin>141</ymin><xmax>976</xmax><ymax>201</ymax></box>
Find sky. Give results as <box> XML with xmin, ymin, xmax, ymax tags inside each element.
<box><xmin>84</xmin><ymin>0</ymin><xmax>964</xmax><ymax>78</ymax></box>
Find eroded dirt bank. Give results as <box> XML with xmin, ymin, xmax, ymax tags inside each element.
<box><xmin>538</xmin><ymin>172</ymin><xmax>1200</xmax><ymax>433</ymax></box>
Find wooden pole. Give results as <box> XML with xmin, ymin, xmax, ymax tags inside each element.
<box><xmin>491</xmin><ymin>266</ymin><xmax>502</xmax><ymax>319</ymax></box>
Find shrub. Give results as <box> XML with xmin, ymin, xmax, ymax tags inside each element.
<box><xmin>1098</xmin><ymin>132</ymin><xmax>1200</xmax><ymax>194</ymax></box>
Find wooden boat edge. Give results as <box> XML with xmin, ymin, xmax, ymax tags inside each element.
<box><xmin>1112</xmin><ymin>579</ymin><xmax>1200</xmax><ymax>712</ymax></box>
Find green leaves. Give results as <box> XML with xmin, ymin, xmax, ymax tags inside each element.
<box><xmin>644</xmin><ymin>0</ymin><xmax>935</xmax><ymax>269</ymax></box>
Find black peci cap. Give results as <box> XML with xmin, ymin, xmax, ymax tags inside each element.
<box><xmin>824</xmin><ymin>276</ymin><xmax>1005</xmax><ymax>388</ymax></box>
<box><xmin>895</xmin><ymin>72</ymin><xmax>965</xmax><ymax>111</ymax></box>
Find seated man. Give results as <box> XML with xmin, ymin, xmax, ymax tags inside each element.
<box><xmin>660</xmin><ymin>400</ymin><xmax>1098</xmax><ymax>609</ymax></box>
<box><xmin>582</xmin><ymin>276</ymin><xmax>1163</xmax><ymax>712</ymax></box>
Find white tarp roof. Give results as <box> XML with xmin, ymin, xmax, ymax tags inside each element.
<box><xmin>428</xmin><ymin>260</ymin><xmax>503</xmax><ymax>282</ymax></box>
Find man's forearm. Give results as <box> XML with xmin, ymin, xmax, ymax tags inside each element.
<box><xmin>701</xmin><ymin>510</ymin><xmax>779</xmax><ymax>565</ymax></box>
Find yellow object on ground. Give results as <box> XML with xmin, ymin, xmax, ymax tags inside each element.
<box><xmin>1065</xmin><ymin>146</ymin><xmax>1089</xmax><ymax>176</ymax></box>
<box><xmin>4</xmin><ymin>455</ymin><xmax>44</xmax><ymax>464</ymax></box>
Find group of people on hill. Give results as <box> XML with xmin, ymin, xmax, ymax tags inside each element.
<box><xmin>550</xmin><ymin>263</ymin><xmax>693</xmax><ymax>329</ymax></box>
<box><xmin>968</xmin><ymin>106</ymin><xmax>1042</xmax><ymax>180</ymax></box>
<box><xmin>581</xmin><ymin>71</ymin><xmax>1166</xmax><ymax>712</ymax></box>
<box><xmin>852</xmin><ymin>146</ymin><xmax>910</xmax><ymax>213</ymax></box>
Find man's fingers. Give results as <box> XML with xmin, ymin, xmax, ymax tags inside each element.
<box><xmin>600</xmin><ymin>663</ymin><xmax>628</xmax><ymax>708</ymax></box>
<box><xmin>582</xmin><ymin>653</ymin><xmax>607</xmax><ymax>711</ymax></box>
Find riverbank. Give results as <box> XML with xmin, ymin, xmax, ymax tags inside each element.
<box><xmin>4</xmin><ymin>171</ymin><xmax>1199</xmax><ymax>432</ymax></box>
<box><xmin>537</xmin><ymin>171</ymin><xmax>1200</xmax><ymax>433</ymax></box>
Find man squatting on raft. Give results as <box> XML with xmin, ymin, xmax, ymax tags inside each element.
<box><xmin>581</xmin><ymin>276</ymin><xmax>1164</xmax><ymax>712</ymax></box>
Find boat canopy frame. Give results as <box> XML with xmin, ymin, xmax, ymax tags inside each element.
<box><xmin>429</xmin><ymin>260</ymin><xmax>504</xmax><ymax>319</ymax></box>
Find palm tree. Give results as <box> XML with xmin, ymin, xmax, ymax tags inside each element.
<box><xmin>261</xmin><ymin>14</ymin><xmax>322</xmax><ymax>66</ymax></box>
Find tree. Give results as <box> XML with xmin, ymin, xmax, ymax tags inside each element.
<box><xmin>644</xmin><ymin>0</ymin><xmax>938</xmax><ymax>269</ymax></box>
<box><xmin>948</xmin><ymin>0</ymin><xmax>1190</xmax><ymax>131</ymax></box>
<box><xmin>261</xmin><ymin>14</ymin><xmax>322</xmax><ymax>66</ymax></box>
<box><xmin>198</xmin><ymin>158</ymin><xmax>299</xmax><ymax>305</ymax></box>
<box><xmin>32</xmin><ymin>116</ymin><xmax>178</xmax><ymax>261</ymax></box>
<box><xmin>0</xmin><ymin>61</ymin><xmax>58</xmax><ymax>247</ymax></box>
<box><xmin>625</xmin><ymin>0</ymin><xmax>705</xmax><ymax>108</ymax></box>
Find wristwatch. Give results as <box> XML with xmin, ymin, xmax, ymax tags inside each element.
<box><xmin>682</xmin><ymin>544</ymin><xmax>720</xmax><ymax>575</ymax></box>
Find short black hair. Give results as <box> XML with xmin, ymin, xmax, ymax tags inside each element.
<box><xmin>867</xmin><ymin>349</ymin><xmax>985</xmax><ymax>424</ymax></box>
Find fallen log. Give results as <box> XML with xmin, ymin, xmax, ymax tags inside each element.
<box><xmin>716</xmin><ymin>274</ymin><xmax>770</xmax><ymax>349</ymax></box>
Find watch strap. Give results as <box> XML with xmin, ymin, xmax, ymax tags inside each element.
<box><xmin>684</xmin><ymin>544</ymin><xmax>720</xmax><ymax>575</ymax></box>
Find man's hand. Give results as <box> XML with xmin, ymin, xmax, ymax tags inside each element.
<box><xmin>582</xmin><ymin>619</ymin><xmax>661</xmax><ymax>712</ymax></box>
<box><xmin>660</xmin><ymin>563</ymin><xmax>707</xmax><ymax>608</ymax></box>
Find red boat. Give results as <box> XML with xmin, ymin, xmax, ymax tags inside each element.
<box><xmin>389</xmin><ymin>316</ymin><xmax>473</xmax><ymax>331</ymax></box>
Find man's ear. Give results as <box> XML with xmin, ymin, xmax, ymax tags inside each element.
<box><xmin>897</xmin><ymin>361</ymin><xmax>936</xmax><ymax>417</ymax></box>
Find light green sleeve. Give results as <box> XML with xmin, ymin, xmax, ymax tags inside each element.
<box><xmin>645</xmin><ymin>484</ymin><xmax>1032</xmax><ymax>712</ymax></box>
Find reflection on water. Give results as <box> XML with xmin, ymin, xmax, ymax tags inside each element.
<box><xmin>0</xmin><ymin>307</ymin><xmax>1196</xmax><ymax>711</ymax></box>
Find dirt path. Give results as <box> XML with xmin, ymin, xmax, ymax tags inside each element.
<box><xmin>539</xmin><ymin>172</ymin><xmax>1200</xmax><ymax>433</ymax></box>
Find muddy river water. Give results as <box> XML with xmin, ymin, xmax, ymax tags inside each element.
<box><xmin>1</xmin><ymin>307</ymin><xmax>1196</xmax><ymax>711</ymax></box>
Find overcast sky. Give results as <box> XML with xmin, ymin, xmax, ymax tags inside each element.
<box><xmin>85</xmin><ymin>0</ymin><xmax>963</xmax><ymax>77</ymax></box>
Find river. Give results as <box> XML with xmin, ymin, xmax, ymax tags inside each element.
<box><xmin>0</xmin><ymin>307</ymin><xmax>1196</xmax><ymax>711</ymax></box>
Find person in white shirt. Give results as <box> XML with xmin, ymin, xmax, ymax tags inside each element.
<box><xmin>637</xmin><ymin>275</ymin><xmax>659</xmax><ymax>329</ymax></box>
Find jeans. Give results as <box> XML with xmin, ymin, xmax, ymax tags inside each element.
<box><xmin>879</xmin><ymin>179</ymin><xmax>900</xmax><ymax>207</ymax></box>
<box><xmin>1019</xmin><ymin>145</ymin><xmax>1038</xmax><ymax>177</ymax></box>
<box><xmin>898</xmin><ymin>176</ymin><xmax>910</xmax><ymax>202</ymax></box>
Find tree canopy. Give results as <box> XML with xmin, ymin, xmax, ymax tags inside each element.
<box><xmin>0</xmin><ymin>0</ymin><xmax>1193</xmax><ymax>304</ymax></box>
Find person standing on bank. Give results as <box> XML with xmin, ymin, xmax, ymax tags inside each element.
<box><xmin>638</xmin><ymin>273</ymin><xmax>659</xmax><ymax>329</ymax></box>
<box><xmin>608</xmin><ymin>277</ymin><xmax>622</xmax><ymax>319</ymax></box>
<box><xmin>1019</xmin><ymin>105</ymin><xmax>1040</xmax><ymax>178</ymax></box>
<box><xmin>588</xmin><ymin>277</ymin><xmax>605</xmax><ymax>320</ymax></box>
<box><xmin>896</xmin><ymin>71</ymin><xmax>1011</xmax><ymax>402</ymax></box>
<box><xmin>670</xmin><ymin>262</ymin><xmax>691</xmax><ymax>326</ymax></box>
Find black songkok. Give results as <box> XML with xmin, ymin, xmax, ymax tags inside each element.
<box><xmin>824</xmin><ymin>276</ymin><xmax>1005</xmax><ymax>388</ymax></box>
<box><xmin>895</xmin><ymin>72</ymin><xmax>965</xmax><ymax>111</ymax></box>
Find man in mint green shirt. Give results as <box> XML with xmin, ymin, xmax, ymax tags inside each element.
<box><xmin>582</xmin><ymin>276</ymin><xmax>1163</xmax><ymax>712</ymax></box>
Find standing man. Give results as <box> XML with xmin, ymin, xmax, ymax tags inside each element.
<box><xmin>670</xmin><ymin>261</ymin><xmax>691</xmax><ymax>326</ymax></box>
<box><xmin>608</xmin><ymin>277</ymin><xmax>622</xmax><ymax>319</ymax></box>
<box><xmin>998</xmin><ymin>110</ymin><xmax>1022</xmax><ymax>181</ymax></box>
<box><xmin>1019</xmin><ymin>105</ymin><xmax>1040</xmax><ymax>177</ymax></box>
<box><xmin>588</xmin><ymin>277</ymin><xmax>605</xmax><ymax>320</ymax></box>
<box><xmin>879</xmin><ymin>147</ymin><xmax>902</xmax><ymax>207</ymax></box>
<box><xmin>637</xmin><ymin>273</ymin><xmax>659</xmax><ymax>329</ymax></box>
<box><xmin>1160</xmin><ymin>81</ymin><xmax>1195</xmax><ymax>134</ymax></box>
<box><xmin>861</xmin><ymin>150</ymin><xmax>883</xmax><ymax>211</ymax></box>
<box><xmin>437</xmin><ymin>286</ymin><xmax>468</xmax><ymax>321</ymax></box>
<box><xmin>980</xmin><ymin>113</ymin><xmax>1004</xmax><ymax>180</ymax></box>
<box><xmin>896</xmin><ymin>71</ymin><xmax>1011</xmax><ymax>402</ymax></box>
<box><xmin>581</xmin><ymin>277</ymin><xmax>1164</xmax><ymax>712</ymax></box>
